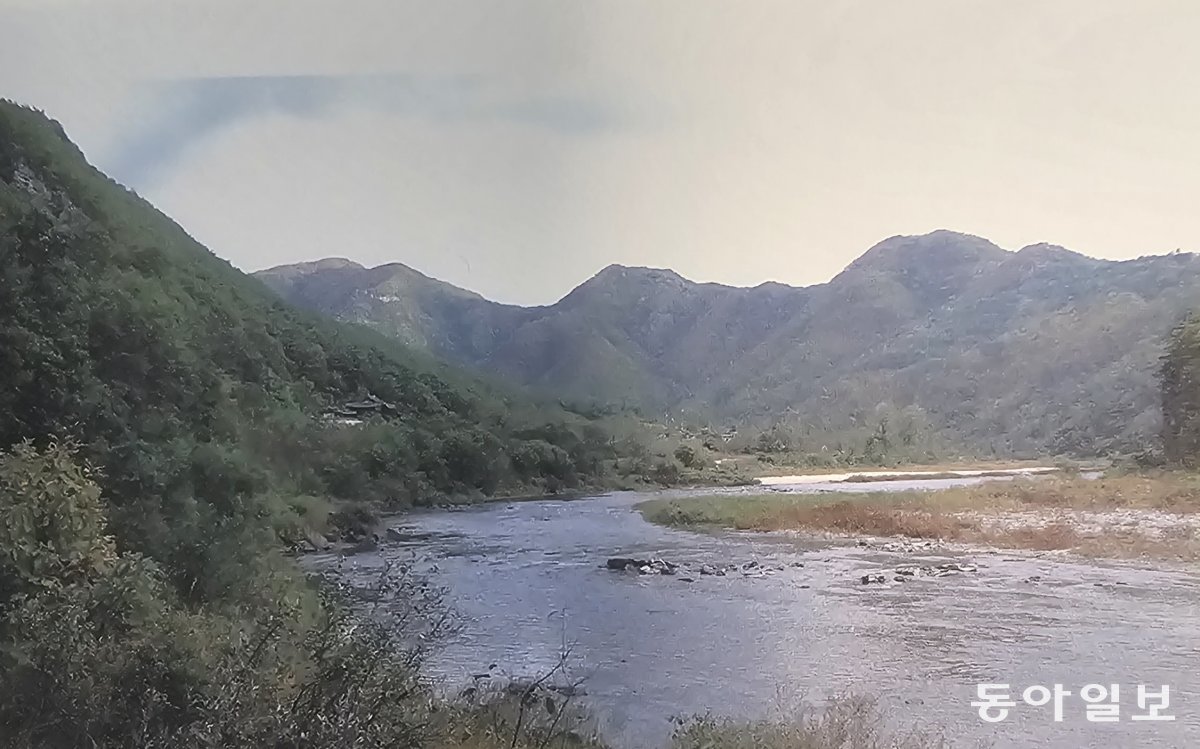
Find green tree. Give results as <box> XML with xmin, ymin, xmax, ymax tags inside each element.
<box><xmin>1162</xmin><ymin>315</ymin><xmax>1200</xmax><ymax>463</ymax></box>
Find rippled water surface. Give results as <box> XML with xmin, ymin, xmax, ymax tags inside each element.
<box><xmin>313</xmin><ymin>477</ymin><xmax>1200</xmax><ymax>748</ymax></box>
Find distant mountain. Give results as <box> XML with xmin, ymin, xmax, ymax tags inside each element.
<box><xmin>257</xmin><ymin>230</ymin><xmax>1200</xmax><ymax>458</ymax></box>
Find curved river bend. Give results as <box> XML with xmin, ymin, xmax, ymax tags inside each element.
<box><xmin>313</xmin><ymin>476</ymin><xmax>1200</xmax><ymax>748</ymax></box>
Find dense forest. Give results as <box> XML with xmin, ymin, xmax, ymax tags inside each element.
<box><xmin>0</xmin><ymin>100</ymin><xmax>645</xmax><ymax>746</ymax></box>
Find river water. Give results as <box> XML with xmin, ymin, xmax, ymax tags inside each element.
<box><xmin>313</xmin><ymin>475</ymin><xmax>1200</xmax><ymax>748</ymax></box>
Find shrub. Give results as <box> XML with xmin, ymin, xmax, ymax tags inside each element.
<box><xmin>0</xmin><ymin>442</ymin><xmax>441</xmax><ymax>748</ymax></box>
<box><xmin>673</xmin><ymin>444</ymin><xmax>698</xmax><ymax>468</ymax></box>
<box><xmin>649</xmin><ymin>460</ymin><xmax>683</xmax><ymax>486</ymax></box>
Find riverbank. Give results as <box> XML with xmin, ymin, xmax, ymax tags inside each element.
<box><xmin>437</xmin><ymin>690</ymin><xmax>941</xmax><ymax>749</ymax></box>
<box><xmin>637</xmin><ymin>473</ymin><xmax>1200</xmax><ymax>562</ymax></box>
<box><xmin>317</xmin><ymin>460</ymin><xmax>1076</xmax><ymax>550</ymax></box>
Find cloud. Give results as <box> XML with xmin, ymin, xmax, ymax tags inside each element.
<box><xmin>106</xmin><ymin>73</ymin><xmax>624</xmax><ymax>187</ymax></box>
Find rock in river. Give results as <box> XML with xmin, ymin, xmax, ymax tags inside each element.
<box><xmin>867</xmin><ymin>562</ymin><xmax>979</xmax><ymax>585</ymax></box>
<box><xmin>606</xmin><ymin>557</ymin><xmax>648</xmax><ymax>571</ymax></box>
<box><xmin>606</xmin><ymin>557</ymin><xmax>678</xmax><ymax>575</ymax></box>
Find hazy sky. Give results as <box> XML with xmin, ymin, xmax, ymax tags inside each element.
<box><xmin>2</xmin><ymin>1</ymin><xmax>1199</xmax><ymax>305</ymax></box>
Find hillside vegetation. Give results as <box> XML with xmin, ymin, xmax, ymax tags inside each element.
<box><xmin>0</xmin><ymin>99</ymin><xmax>651</xmax><ymax>538</ymax></box>
<box><xmin>0</xmin><ymin>100</ymin><xmax>657</xmax><ymax>746</ymax></box>
<box><xmin>261</xmin><ymin>233</ymin><xmax>1200</xmax><ymax>461</ymax></box>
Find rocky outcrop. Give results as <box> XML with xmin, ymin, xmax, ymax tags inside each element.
<box><xmin>861</xmin><ymin>561</ymin><xmax>979</xmax><ymax>585</ymax></box>
<box><xmin>605</xmin><ymin>556</ymin><xmax>801</xmax><ymax>579</ymax></box>
<box><xmin>606</xmin><ymin>557</ymin><xmax>646</xmax><ymax>571</ymax></box>
<box><xmin>856</xmin><ymin>538</ymin><xmax>939</xmax><ymax>553</ymax></box>
<box><xmin>606</xmin><ymin>557</ymin><xmax>678</xmax><ymax>575</ymax></box>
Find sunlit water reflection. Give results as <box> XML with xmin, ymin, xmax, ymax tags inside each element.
<box><xmin>312</xmin><ymin>475</ymin><xmax>1200</xmax><ymax>748</ymax></box>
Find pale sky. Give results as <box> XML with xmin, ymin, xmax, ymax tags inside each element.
<box><xmin>2</xmin><ymin>0</ymin><xmax>1198</xmax><ymax>305</ymax></box>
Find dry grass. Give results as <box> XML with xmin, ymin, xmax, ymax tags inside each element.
<box><xmin>968</xmin><ymin>472</ymin><xmax>1200</xmax><ymax>513</ymax></box>
<box><xmin>434</xmin><ymin>688</ymin><xmax>945</xmax><ymax>749</ymax></box>
<box><xmin>669</xmin><ymin>695</ymin><xmax>947</xmax><ymax>749</ymax></box>
<box><xmin>638</xmin><ymin>473</ymin><xmax>1200</xmax><ymax>562</ymax></box>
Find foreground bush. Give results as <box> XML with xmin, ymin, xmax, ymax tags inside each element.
<box><xmin>0</xmin><ymin>442</ymin><xmax>439</xmax><ymax>748</ymax></box>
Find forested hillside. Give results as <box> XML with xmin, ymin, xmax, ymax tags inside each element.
<box><xmin>0</xmin><ymin>99</ymin><xmax>628</xmax><ymax>528</ymax></box>
<box><xmin>0</xmin><ymin>100</ymin><xmax>627</xmax><ymax>745</ymax></box>
<box><xmin>262</xmin><ymin>232</ymin><xmax>1200</xmax><ymax>459</ymax></box>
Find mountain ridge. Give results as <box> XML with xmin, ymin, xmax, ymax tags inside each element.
<box><xmin>261</xmin><ymin>228</ymin><xmax>1139</xmax><ymax>308</ymax></box>
<box><xmin>257</xmin><ymin>231</ymin><xmax>1200</xmax><ymax>459</ymax></box>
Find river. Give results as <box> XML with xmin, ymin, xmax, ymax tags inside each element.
<box><xmin>311</xmin><ymin>474</ymin><xmax>1200</xmax><ymax>748</ymax></box>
